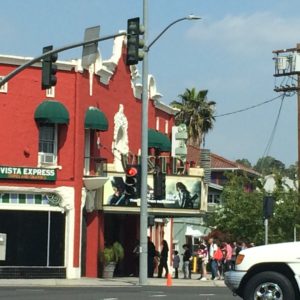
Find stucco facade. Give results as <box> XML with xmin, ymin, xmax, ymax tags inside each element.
<box><xmin>0</xmin><ymin>35</ymin><xmax>205</xmax><ymax>279</ymax></box>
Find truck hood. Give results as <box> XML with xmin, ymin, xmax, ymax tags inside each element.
<box><xmin>235</xmin><ymin>242</ymin><xmax>300</xmax><ymax>271</ymax></box>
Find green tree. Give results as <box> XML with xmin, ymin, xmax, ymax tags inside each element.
<box><xmin>170</xmin><ymin>88</ymin><xmax>216</xmax><ymax>146</ymax></box>
<box><xmin>267</xmin><ymin>173</ymin><xmax>300</xmax><ymax>242</ymax></box>
<box><xmin>254</xmin><ymin>156</ymin><xmax>285</xmax><ymax>175</ymax></box>
<box><xmin>236</xmin><ymin>158</ymin><xmax>252</xmax><ymax>168</ymax></box>
<box><xmin>207</xmin><ymin>173</ymin><xmax>264</xmax><ymax>244</ymax></box>
<box><xmin>206</xmin><ymin>173</ymin><xmax>300</xmax><ymax>245</ymax></box>
<box><xmin>284</xmin><ymin>162</ymin><xmax>297</xmax><ymax>180</ymax></box>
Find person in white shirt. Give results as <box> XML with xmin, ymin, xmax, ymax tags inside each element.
<box><xmin>208</xmin><ymin>238</ymin><xmax>218</xmax><ymax>280</ymax></box>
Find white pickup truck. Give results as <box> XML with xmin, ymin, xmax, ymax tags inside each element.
<box><xmin>224</xmin><ymin>242</ymin><xmax>300</xmax><ymax>300</ymax></box>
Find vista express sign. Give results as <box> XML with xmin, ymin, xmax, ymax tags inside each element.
<box><xmin>0</xmin><ymin>166</ymin><xmax>56</xmax><ymax>181</ymax></box>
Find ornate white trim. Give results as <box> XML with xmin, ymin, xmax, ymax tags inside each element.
<box><xmin>0</xmin><ymin>32</ymin><xmax>176</xmax><ymax>116</ymax></box>
<box><xmin>0</xmin><ymin>55</ymin><xmax>75</xmax><ymax>71</ymax></box>
<box><xmin>154</xmin><ymin>100</ymin><xmax>179</xmax><ymax>115</ymax></box>
<box><xmin>94</xmin><ymin>32</ymin><xmax>125</xmax><ymax>85</ymax></box>
<box><xmin>112</xmin><ymin>104</ymin><xmax>129</xmax><ymax>172</ymax></box>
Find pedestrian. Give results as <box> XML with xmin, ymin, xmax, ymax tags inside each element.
<box><xmin>197</xmin><ymin>241</ymin><xmax>208</xmax><ymax>280</ymax></box>
<box><xmin>132</xmin><ymin>239</ymin><xmax>140</xmax><ymax>276</ymax></box>
<box><xmin>172</xmin><ymin>250</ymin><xmax>180</xmax><ymax>279</ymax></box>
<box><xmin>230</xmin><ymin>242</ymin><xmax>237</xmax><ymax>270</ymax></box>
<box><xmin>224</xmin><ymin>242</ymin><xmax>233</xmax><ymax>272</ymax></box>
<box><xmin>147</xmin><ymin>237</ymin><xmax>156</xmax><ymax>278</ymax></box>
<box><xmin>158</xmin><ymin>240</ymin><xmax>169</xmax><ymax>278</ymax></box>
<box><xmin>219</xmin><ymin>242</ymin><xmax>228</xmax><ymax>279</ymax></box>
<box><xmin>208</xmin><ymin>237</ymin><xmax>218</xmax><ymax>280</ymax></box>
<box><xmin>182</xmin><ymin>244</ymin><xmax>192</xmax><ymax>279</ymax></box>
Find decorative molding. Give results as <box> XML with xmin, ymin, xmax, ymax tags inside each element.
<box><xmin>0</xmin><ymin>185</ymin><xmax>74</xmax><ymax>212</ymax></box>
<box><xmin>0</xmin><ymin>33</ymin><xmax>177</xmax><ymax>116</ymax></box>
<box><xmin>154</xmin><ymin>100</ymin><xmax>179</xmax><ymax>115</ymax></box>
<box><xmin>94</xmin><ymin>32</ymin><xmax>124</xmax><ymax>85</ymax></box>
<box><xmin>89</xmin><ymin>64</ymin><xmax>94</xmax><ymax>96</ymax></box>
<box><xmin>112</xmin><ymin>104</ymin><xmax>129</xmax><ymax>172</ymax></box>
<box><xmin>0</xmin><ymin>55</ymin><xmax>75</xmax><ymax>71</ymax></box>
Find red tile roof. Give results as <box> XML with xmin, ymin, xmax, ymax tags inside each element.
<box><xmin>187</xmin><ymin>145</ymin><xmax>260</xmax><ymax>176</ymax></box>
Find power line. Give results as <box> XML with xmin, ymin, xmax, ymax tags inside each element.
<box><xmin>260</xmin><ymin>93</ymin><xmax>285</xmax><ymax>172</ymax></box>
<box><xmin>262</xmin><ymin>94</ymin><xmax>285</xmax><ymax>157</ymax></box>
<box><xmin>214</xmin><ymin>94</ymin><xmax>285</xmax><ymax>118</ymax></box>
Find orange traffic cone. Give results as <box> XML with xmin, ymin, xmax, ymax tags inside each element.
<box><xmin>166</xmin><ymin>273</ymin><xmax>172</xmax><ymax>287</ymax></box>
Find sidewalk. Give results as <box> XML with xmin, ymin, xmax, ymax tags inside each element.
<box><xmin>0</xmin><ymin>275</ymin><xmax>226</xmax><ymax>288</ymax></box>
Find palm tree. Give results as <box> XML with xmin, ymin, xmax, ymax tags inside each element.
<box><xmin>170</xmin><ymin>88</ymin><xmax>216</xmax><ymax>146</ymax></box>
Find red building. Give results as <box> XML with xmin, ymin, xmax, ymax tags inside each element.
<box><xmin>0</xmin><ymin>36</ymin><xmax>205</xmax><ymax>279</ymax></box>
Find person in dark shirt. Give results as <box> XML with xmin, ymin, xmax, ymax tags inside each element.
<box><xmin>147</xmin><ymin>237</ymin><xmax>156</xmax><ymax>278</ymax></box>
<box><xmin>158</xmin><ymin>240</ymin><xmax>169</xmax><ymax>278</ymax></box>
<box><xmin>182</xmin><ymin>244</ymin><xmax>192</xmax><ymax>279</ymax></box>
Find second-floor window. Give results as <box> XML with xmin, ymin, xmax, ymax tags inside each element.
<box><xmin>208</xmin><ymin>194</ymin><xmax>221</xmax><ymax>205</ymax></box>
<box><xmin>0</xmin><ymin>76</ymin><xmax>8</xmax><ymax>93</ymax></box>
<box><xmin>38</xmin><ymin>124</ymin><xmax>57</xmax><ymax>165</ymax></box>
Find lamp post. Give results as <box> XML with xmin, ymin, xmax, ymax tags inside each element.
<box><xmin>139</xmin><ymin>0</ymin><xmax>201</xmax><ymax>285</ymax></box>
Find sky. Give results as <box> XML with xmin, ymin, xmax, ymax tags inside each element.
<box><xmin>0</xmin><ymin>0</ymin><xmax>300</xmax><ymax>167</ymax></box>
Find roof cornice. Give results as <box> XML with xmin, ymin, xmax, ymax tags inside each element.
<box><xmin>0</xmin><ymin>54</ymin><xmax>76</xmax><ymax>71</ymax></box>
<box><xmin>154</xmin><ymin>99</ymin><xmax>178</xmax><ymax>115</ymax></box>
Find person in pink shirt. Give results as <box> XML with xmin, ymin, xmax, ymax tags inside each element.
<box><xmin>225</xmin><ymin>242</ymin><xmax>233</xmax><ymax>271</ymax></box>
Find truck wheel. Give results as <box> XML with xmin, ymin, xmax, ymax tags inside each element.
<box><xmin>243</xmin><ymin>271</ymin><xmax>295</xmax><ymax>300</ymax></box>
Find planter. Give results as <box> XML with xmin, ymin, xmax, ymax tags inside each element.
<box><xmin>103</xmin><ymin>262</ymin><xmax>116</xmax><ymax>278</ymax></box>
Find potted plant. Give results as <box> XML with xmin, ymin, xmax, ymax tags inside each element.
<box><xmin>100</xmin><ymin>241</ymin><xmax>124</xmax><ymax>278</ymax></box>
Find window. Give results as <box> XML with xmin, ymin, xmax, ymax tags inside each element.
<box><xmin>84</xmin><ymin>129</ymin><xmax>91</xmax><ymax>175</ymax></box>
<box><xmin>208</xmin><ymin>193</ymin><xmax>221</xmax><ymax>205</ymax></box>
<box><xmin>46</xmin><ymin>86</ymin><xmax>55</xmax><ymax>98</ymax></box>
<box><xmin>165</xmin><ymin>120</ymin><xmax>168</xmax><ymax>134</ymax></box>
<box><xmin>0</xmin><ymin>76</ymin><xmax>8</xmax><ymax>93</ymax></box>
<box><xmin>158</xmin><ymin>156</ymin><xmax>167</xmax><ymax>173</ymax></box>
<box><xmin>38</xmin><ymin>124</ymin><xmax>57</xmax><ymax>165</ymax></box>
<box><xmin>156</xmin><ymin>117</ymin><xmax>159</xmax><ymax>131</ymax></box>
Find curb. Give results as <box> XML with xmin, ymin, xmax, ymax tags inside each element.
<box><xmin>0</xmin><ymin>277</ymin><xmax>226</xmax><ymax>288</ymax></box>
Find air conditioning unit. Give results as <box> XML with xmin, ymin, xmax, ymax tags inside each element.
<box><xmin>39</xmin><ymin>153</ymin><xmax>56</xmax><ymax>165</ymax></box>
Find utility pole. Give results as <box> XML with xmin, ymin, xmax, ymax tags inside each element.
<box><xmin>273</xmin><ymin>44</ymin><xmax>300</xmax><ymax>191</ymax></box>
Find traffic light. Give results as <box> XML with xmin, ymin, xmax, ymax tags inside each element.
<box><xmin>263</xmin><ymin>196</ymin><xmax>274</xmax><ymax>219</ymax></box>
<box><xmin>153</xmin><ymin>172</ymin><xmax>166</xmax><ymax>200</ymax></box>
<box><xmin>42</xmin><ymin>45</ymin><xmax>58</xmax><ymax>90</ymax></box>
<box><xmin>126</xmin><ymin>17</ymin><xmax>144</xmax><ymax>65</ymax></box>
<box><xmin>124</xmin><ymin>165</ymin><xmax>141</xmax><ymax>199</ymax></box>
<box><xmin>148</xmin><ymin>215</ymin><xmax>155</xmax><ymax>227</ymax></box>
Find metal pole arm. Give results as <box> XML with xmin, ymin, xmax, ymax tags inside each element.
<box><xmin>147</xmin><ymin>17</ymin><xmax>186</xmax><ymax>51</ymax></box>
<box><xmin>147</xmin><ymin>15</ymin><xmax>201</xmax><ymax>51</ymax></box>
<box><xmin>0</xmin><ymin>32</ymin><xmax>126</xmax><ymax>87</ymax></box>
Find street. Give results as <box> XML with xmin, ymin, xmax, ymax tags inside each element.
<box><xmin>0</xmin><ymin>286</ymin><xmax>241</xmax><ymax>300</ymax></box>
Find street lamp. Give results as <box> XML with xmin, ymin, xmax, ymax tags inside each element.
<box><xmin>139</xmin><ymin>0</ymin><xmax>201</xmax><ymax>286</ymax></box>
<box><xmin>147</xmin><ymin>15</ymin><xmax>201</xmax><ymax>51</ymax></box>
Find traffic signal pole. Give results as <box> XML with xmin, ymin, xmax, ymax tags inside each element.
<box><xmin>0</xmin><ymin>32</ymin><xmax>126</xmax><ymax>87</ymax></box>
<box><xmin>139</xmin><ymin>0</ymin><xmax>149</xmax><ymax>286</ymax></box>
<box><xmin>139</xmin><ymin>0</ymin><xmax>200</xmax><ymax>285</ymax></box>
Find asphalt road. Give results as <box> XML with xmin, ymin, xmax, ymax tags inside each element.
<box><xmin>0</xmin><ymin>286</ymin><xmax>242</xmax><ymax>300</ymax></box>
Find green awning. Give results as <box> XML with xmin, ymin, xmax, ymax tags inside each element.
<box><xmin>34</xmin><ymin>100</ymin><xmax>69</xmax><ymax>124</ymax></box>
<box><xmin>148</xmin><ymin>129</ymin><xmax>171</xmax><ymax>152</ymax></box>
<box><xmin>85</xmin><ymin>107</ymin><xmax>108</xmax><ymax>131</ymax></box>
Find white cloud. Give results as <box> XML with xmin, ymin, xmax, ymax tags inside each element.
<box><xmin>187</xmin><ymin>12</ymin><xmax>300</xmax><ymax>55</ymax></box>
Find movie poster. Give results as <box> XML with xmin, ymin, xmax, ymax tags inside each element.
<box><xmin>103</xmin><ymin>174</ymin><xmax>201</xmax><ymax>210</ymax></box>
